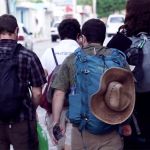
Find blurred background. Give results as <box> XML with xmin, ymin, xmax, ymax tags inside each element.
<box><xmin>0</xmin><ymin>0</ymin><xmax>126</xmax><ymax>48</ymax></box>
<box><xmin>1</xmin><ymin>0</ymin><xmax>127</xmax><ymax>149</ymax></box>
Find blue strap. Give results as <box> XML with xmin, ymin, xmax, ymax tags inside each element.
<box><xmin>74</xmin><ymin>48</ymin><xmax>89</xmax><ymax>130</ymax></box>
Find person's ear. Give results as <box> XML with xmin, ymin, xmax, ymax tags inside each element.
<box><xmin>77</xmin><ymin>34</ymin><xmax>83</xmax><ymax>47</ymax></box>
<box><xmin>82</xmin><ymin>35</ymin><xmax>88</xmax><ymax>47</ymax></box>
<box><xmin>14</xmin><ymin>27</ymin><xmax>19</xmax><ymax>35</ymax></box>
<box><xmin>14</xmin><ymin>27</ymin><xmax>19</xmax><ymax>40</ymax></box>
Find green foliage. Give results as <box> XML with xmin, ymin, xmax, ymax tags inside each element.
<box><xmin>30</xmin><ymin>0</ymin><xmax>43</xmax><ymax>2</ymax></box>
<box><xmin>77</xmin><ymin>0</ymin><xmax>126</xmax><ymax>18</ymax></box>
<box><xmin>77</xmin><ymin>0</ymin><xmax>92</xmax><ymax>5</ymax></box>
<box><xmin>97</xmin><ymin>0</ymin><xmax>126</xmax><ymax>17</ymax></box>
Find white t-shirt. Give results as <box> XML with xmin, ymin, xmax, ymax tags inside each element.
<box><xmin>40</xmin><ymin>39</ymin><xmax>80</xmax><ymax>75</ymax></box>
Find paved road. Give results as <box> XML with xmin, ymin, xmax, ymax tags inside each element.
<box><xmin>33</xmin><ymin>39</ymin><xmax>58</xmax><ymax>58</ymax></box>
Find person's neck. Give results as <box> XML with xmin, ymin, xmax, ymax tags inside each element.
<box><xmin>0</xmin><ymin>33</ymin><xmax>16</xmax><ymax>40</ymax></box>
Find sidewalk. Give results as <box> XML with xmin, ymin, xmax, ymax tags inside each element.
<box><xmin>32</xmin><ymin>37</ymin><xmax>51</xmax><ymax>43</ymax></box>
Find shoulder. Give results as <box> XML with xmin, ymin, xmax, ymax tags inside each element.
<box><xmin>129</xmin><ymin>33</ymin><xmax>150</xmax><ymax>47</ymax></box>
<box><xmin>55</xmin><ymin>40</ymin><xmax>80</xmax><ymax>51</ymax></box>
<box><xmin>99</xmin><ymin>46</ymin><xmax>126</xmax><ymax>58</ymax></box>
<box><xmin>18</xmin><ymin>44</ymin><xmax>39</xmax><ymax>60</ymax></box>
<box><xmin>61</xmin><ymin>52</ymin><xmax>75</xmax><ymax>67</ymax></box>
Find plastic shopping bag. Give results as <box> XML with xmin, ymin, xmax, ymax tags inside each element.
<box><xmin>37</xmin><ymin>122</ymin><xmax>49</xmax><ymax>150</ymax></box>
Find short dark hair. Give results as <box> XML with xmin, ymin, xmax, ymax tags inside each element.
<box><xmin>81</xmin><ymin>19</ymin><xmax>106</xmax><ymax>44</ymax></box>
<box><xmin>0</xmin><ymin>14</ymin><xmax>18</xmax><ymax>34</ymax></box>
<box><xmin>125</xmin><ymin>0</ymin><xmax>150</xmax><ymax>36</ymax></box>
<box><xmin>58</xmin><ymin>18</ymin><xmax>81</xmax><ymax>40</ymax></box>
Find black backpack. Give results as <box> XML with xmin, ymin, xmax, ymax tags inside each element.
<box><xmin>0</xmin><ymin>44</ymin><xmax>24</xmax><ymax>121</ymax></box>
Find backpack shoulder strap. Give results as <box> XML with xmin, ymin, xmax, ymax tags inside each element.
<box><xmin>51</xmin><ymin>48</ymin><xmax>58</xmax><ymax>66</ymax></box>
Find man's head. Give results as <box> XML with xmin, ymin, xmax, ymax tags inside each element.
<box><xmin>0</xmin><ymin>14</ymin><xmax>18</xmax><ymax>40</ymax></box>
<box><xmin>81</xmin><ymin>19</ymin><xmax>106</xmax><ymax>46</ymax></box>
<box><xmin>58</xmin><ymin>18</ymin><xmax>81</xmax><ymax>41</ymax></box>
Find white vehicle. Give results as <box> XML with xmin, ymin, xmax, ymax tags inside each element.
<box><xmin>106</xmin><ymin>14</ymin><xmax>125</xmax><ymax>37</ymax></box>
<box><xmin>18</xmin><ymin>23</ymin><xmax>33</xmax><ymax>50</ymax></box>
<box><xmin>50</xmin><ymin>21</ymin><xmax>60</xmax><ymax>42</ymax></box>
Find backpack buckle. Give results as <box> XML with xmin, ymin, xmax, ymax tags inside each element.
<box><xmin>81</xmin><ymin>114</ymin><xmax>88</xmax><ymax>121</ymax></box>
<box><xmin>81</xmin><ymin>69</ymin><xmax>90</xmax><ymax>74</ymax></box>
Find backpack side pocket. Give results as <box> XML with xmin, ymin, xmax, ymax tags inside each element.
<box><xmin>68</xmin><ymin>94</ymin><xmax>82</xmax><ymax>125</ymax></box>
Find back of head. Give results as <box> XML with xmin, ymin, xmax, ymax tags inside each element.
<box><xmin>81</xmin><ymin>18</ymin><xmax>106</xmax><ymax>44</ymax></box>
<box><xmin>58</xmin><ymin>18</ymin><xmax>81</xmax><ymax>40</ymax></box>
<box><xmin>125</xmin><ymin>0</ymin><xmax>150</xmax><ymax>36</ymax></box>
<box><xmin>0</xmin><ymin>14</ymin><xmax>18</xmax><ymax>34</ymax></box>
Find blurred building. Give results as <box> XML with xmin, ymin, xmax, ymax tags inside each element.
<box><xmin>16</xmin><ymin>1</ymin><xmax>53</xmax><ymax>38</ymax></box>
<box><xmin>51</xmin><ymin>0</ymin><xmax>96</xmax><ymax>25</ymax></box>
<box><xmin>0</xmin><ymin>0</ymin><xmax>16</xmax><ymax>15</ymax></box>
<box><xmin>0</xmin><ymin>0</ymin><xmax>7</xmax><ymax>15</ymax></box>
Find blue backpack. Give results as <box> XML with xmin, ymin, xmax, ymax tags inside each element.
<box><xmin>68</xmin><ymin>47</ymin><xmax>127</xmax><ymax>134</ymax></box>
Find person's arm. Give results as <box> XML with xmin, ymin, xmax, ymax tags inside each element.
<box><xmin>29</xmin><ymin>51</ymin><xmax>47</xmax><ymax>107</ymax></box>
<box><xmin>51</xmin><ymin>56</ymin><xmax>72</xmax><ymax>124</ymax></box>
<box><xmin>31</xmin><ymin>86</ymin><xmax>42</xmax><ymax>108</ymax></box>
<box><xmin>50</xmin><ymin>55</ymin><xmax>72</xmax><ymax>143</ymax></box>
<box><xmin>52</xmin><ymin>89</ymin><xmax>65</xmax><ymax>124</ymax></box>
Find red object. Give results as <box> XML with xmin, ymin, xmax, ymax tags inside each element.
<box><xmin>18</xmin><ymin>35</ymin><xmax>24</xmax><ymax>41</ymax></box>
<box><xmin>40</xmin><ymin>65</ymin><xmax>68</xmax><ymax>113</ymax></box>
<box><xmin>65</xmin><ymin>5</ymin><xmax>73</xmax><ymax>13</ymax></box>
<box><xmin>40</xmin><ymin>69</ymin><xmax>54</xmax><ymax>113</ymax></box>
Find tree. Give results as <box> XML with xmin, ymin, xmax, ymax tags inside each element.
<box><xmin>77</xmin><ymin>0</ymin><xmax>92</xmax><ymax>5</ymax></box>
<box><xmin>30</xmin><ymin>0</ymin><xmax>43</xmax><ymax>2</ymax></box>
<box><xmin>77</xmin><ymin>0</ymin><xmax>126</xmax><ymax>18</ymax></box>
<box><xmin>97</xmin><ymin>0</ymin><xmax>126</xmax><ymax>18</ymax></box>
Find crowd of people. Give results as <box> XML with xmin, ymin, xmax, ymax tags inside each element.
<box><xmin>0</xmin><ymin>0</ymin><xmax>150</xmax><ymax>150</ymax></box>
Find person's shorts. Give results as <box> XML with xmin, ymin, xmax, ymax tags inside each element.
<box><xmin>64</xmin><ymin>122</ymin><xmax>72</xmax><ymax>145</ymax></box>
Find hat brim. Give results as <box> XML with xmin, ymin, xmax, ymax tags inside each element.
<box><xmin>90</xmin><ymin>67</ymin><xmax>135</xmax><ymax>125</ymax></box>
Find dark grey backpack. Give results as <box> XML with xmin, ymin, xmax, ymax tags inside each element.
<box><xmin>125</xmin><ymin>33</ymin><xmax>150</xmax><ymax>92</ymax></box>
<box><xmin>0</xmin><ymin>44</ymin><xmax>24</xmax><ymax>121</ymax></box>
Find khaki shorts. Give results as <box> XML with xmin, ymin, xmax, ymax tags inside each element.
<box><xmin>71</xmin><ymin>127</ymin><xmax>123</xmax><ymax>150</ymax></box>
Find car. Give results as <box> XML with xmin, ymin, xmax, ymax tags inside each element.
<box><xmin>18</xmin><ymin>23</ymin><xmax>33</xmax><ymax>50</ymax></box>
<box><xmin>106</xmin><ymin>14</ymin><xmax>125</xmax><ymax>37</ymax></box>
<box><xmin>50</xmin><ymin>21</ymin><xmax>60</xmax><ymax>42</ymax></box>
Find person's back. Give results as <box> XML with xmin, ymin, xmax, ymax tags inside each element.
<box><xmin>40</xmin><ymin>18</ymin><xmax>81</xmax><ymax>75</ymax></box>
<box><xmin>123</xmin><ymin>0</ymin><xmax>150</xmax><ymax>149</ymax></box>
<box><xmin>0</xmin><ymin>14</ymin><xmax>46</xmax><ymax>150</ymax></box>
<box><xmin>51</xmin><ymin>18</ymin><xmax>133</xmax><ymax>150</ymax></box>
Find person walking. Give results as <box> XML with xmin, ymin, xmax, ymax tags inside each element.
<box><xmin>40</xmin><ymin>18</ymin><xmax>81</xmax><ymax>150</ymax></box>
<box><xmin>51</xmin><ymin>18</ymin><xmax>134</xmax><ymax>150</ymax></box>
<box><xmin>40</xmin><ymin>18</ymin><xmax>81</xmax><ymax>76</ymax></box>
<box><xmin>122</xmin><ymin>0</ymin><xmax>150</xmax><ymax>149</ymax></box>
<box><xmin>0</xmin><ymin>14</ymin><xmax>46</xmax><ymax>150</ymax></box>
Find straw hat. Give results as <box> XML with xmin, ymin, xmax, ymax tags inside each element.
<box><xmin>90</xmin><ymin>67</ymin><xmax>135</xmax><ymax>125</ymax></box>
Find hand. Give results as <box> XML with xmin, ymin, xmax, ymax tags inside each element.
<box><xmin>50</xmin><ymin>122</ymin><xmax>64</xmax><ymax>145</ymax></box>
<box><xmin>120</xmin><ymin>124</ymin><xmax>132</xmax><ymax>136</ymax></box>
